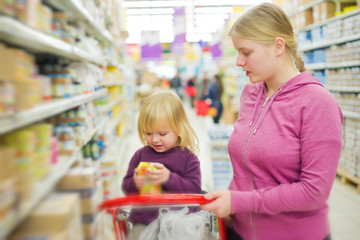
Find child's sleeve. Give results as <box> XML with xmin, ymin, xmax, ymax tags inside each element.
<box><xmin>121</xmin><ymin>151</ymin><xmax>141</xmax><ymax>194</ymax></box>
<box><xmin>162</xmin><ymin>153</ymin><xmax>201</xmax><ymax>193</ymax></box>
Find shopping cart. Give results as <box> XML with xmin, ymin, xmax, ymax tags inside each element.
<box><xmin>98</xmin><ymin>193</ymin><xmax>227</xmax><ymax>240</ymax></box>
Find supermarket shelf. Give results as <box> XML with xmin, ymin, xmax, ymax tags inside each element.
<box><xmin>306</xmin><ymin>60</ymin><xmax>360</xmax><ymax>70</ymax></box>
<box><xmin>299</xmin><ymin>34</ymin><xmax>360</xmax><ymax>52</ymax></box>
<box><xmin>337</xmin><ymin>167</ymin><xmax>360</xmax><ymax>193</ymax></box>
<box><xmin>44</xmin><ymin>0</ymin><xmax>113</xmax><ymax>45</ymax></box>
<box><xmin>0</xmin><ymin>16</ymin><xmax>71</xmax><ymax>57</ymax></box>
<box><xmin>100</xmin><ymin>80</ymin><xmax>125</xmax><ymax>87</ymax></box>
<box><xmin>73</xmin><ymin>47</ymin><xmax>105</xmax><ymax>66</ymax></box>
<box><xmin>288</xmin><ymin>0</ymin><xmax>323</xmax><ymax>16</ymax></box>
<box><xmin>106</xmin><ymin>111</ymin><xmax>125</xmax><ymax>134</ymax></box>
<box><xmin>1</xmin><ymin>120</ymin><xmax>103</xmax><ymax>239</ymax></box>
<box><xmin>326</xmin><ymin>60</ymin><xmax>360</xmax><ymax>69</ymax></box>
<box><xmin>298</xmin><ymin>9</ymin><xmax>360</xmax><ymax>32</ymax></box>
<box><xmin>107</xmin><ymin>60</ymin><xmax>126</xmax><ymax>71</ymax></box>
<box><xmin>326</xmin><ymin>86</ymin><xmax>360</xmax><ymax>92</ymax></box>
<box><xmin>305</xmin><ymin>63</ymin><xmax>327</xmax><ymax>70</ymax></box>
<box><xmin>343</xmin><ymin>110</ymin><xmax>360</xmax><ymax>120</ymax></box>
<box><xmin>0</xmin><ymin>16</ymin><xmax>104</xmax><ymax>65</ymax></box>
<box><xmin>0</xmin><ymin>89</ymin><xmax>107</xmax><ymax>135</ymax></box>
<box><xmin>1</xmin><ymin>148</ymin><xmax>80</xmax><ymax>239</ymax></box>
<box><xmin>99</xmin><ymin>96</ymin><xmax>125</xmax><ymax>113</ymax></box>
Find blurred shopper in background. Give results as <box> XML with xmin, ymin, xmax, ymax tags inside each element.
<box><xmin>199</xmin><ymin>72</ymin><xmax>209</xmax><ymax>100</ymax></box>
<box><xmin>200</xmin><ymin>3</ymin><xmax>343</xmax><ymax>240</ymax></box>
<box><xmin>185</xmin><ymin>77</ymin><xmax>197</xmax><ymax>108</ymax></box>
<box><xmin>170</xmin><ymin>71</ymin><xmax>183</xmax><ymax>100</ymax></box>
<box><xmin>207</xmin><ymin>74</ymin><xmax>224</xmax><ymax>124</ymax></box>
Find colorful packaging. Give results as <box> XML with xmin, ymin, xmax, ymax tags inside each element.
<box><xmin>137</xmin><ymin>162</ymin><xmax>161</xmax><ymax>195</ymax></box>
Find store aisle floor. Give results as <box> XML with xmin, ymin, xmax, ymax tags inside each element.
<box><xmin>119</xmin><ymin>106</ymin><xmax>360</xmax><ymax>240</ymax></box>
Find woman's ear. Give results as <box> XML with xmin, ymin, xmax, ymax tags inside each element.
<box><xmin>273</xmin><ymin>37</ymin><xmax>286</xmax><ymax>56</ymax></box>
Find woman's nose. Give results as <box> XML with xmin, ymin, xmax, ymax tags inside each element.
<box><xmin>236</xmin><ymin>55</ymin><xmax>245</xmax><ymax>67</ymax></box>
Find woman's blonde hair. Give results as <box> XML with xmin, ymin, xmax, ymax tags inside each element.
<box><xmin>228</xmin><ymin>3</ymin><xmax>305</xmax><ymax>72</ymax></box>
<box><xmin>137</xmin><ymin>90</ymin><xmax>199</xmax><ymax>155</ymax></box>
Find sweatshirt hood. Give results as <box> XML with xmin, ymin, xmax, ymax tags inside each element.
<box><xmin>250</xmin><ymin>72</ymin><xmax>323</xmax><ymax>134</ymax></box>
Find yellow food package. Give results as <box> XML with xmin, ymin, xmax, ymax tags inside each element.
<box><xmin>137</xmin><ymin>162</ymin><xmax>158</xmax><ymax>176</ymax></box>
<box><xmin>137</xmin><ymin>162</ymin><xmax>161</xmax><ymax>195</ymax></box>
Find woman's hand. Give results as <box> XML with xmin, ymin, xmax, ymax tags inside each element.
<box><xmin>147</xmin><ymin>163</ymin><xmax>170</xmax><ymax>185</ymax></box>
<box><xmin>133</xmin><ymin>168</ymin><xmax>146</xmax><ymax>190</ymax></box>
<box><xmin>200</xmin><ymin>190</ymin><xmax>232</xmax><ymax>218</ymax></box>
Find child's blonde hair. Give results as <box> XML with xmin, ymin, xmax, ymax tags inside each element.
<box><xmin>137</xmin><ymin>90</ymin><xmax>199</xmax><ymax>155</ymax></box>
<box><xmin>228</xmin><ymin>3</ymin><xmax>305</xmax><ymax>73</ymax></box>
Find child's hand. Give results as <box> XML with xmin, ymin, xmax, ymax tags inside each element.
<box><xmin>133</xmin><ymin>168</ymin><xmax>146</xmax><ymax>190</ymax></box>
<box><xmin>147</xmin><ymin>163</ymin><xmax>170</xmax><ymax>185</ymax></box>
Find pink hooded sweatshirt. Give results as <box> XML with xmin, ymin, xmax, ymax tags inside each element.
<box><xmin>228</xmin><ymin>72</ymin><xmax>343</xmax><ymax>240</ymax></box>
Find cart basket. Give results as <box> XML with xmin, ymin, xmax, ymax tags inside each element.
<box><xmin>98</xmin><ymin>193</ymin><xmax>227</xmax><ymax>240</ymax></box>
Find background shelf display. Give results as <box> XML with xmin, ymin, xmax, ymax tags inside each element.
<box><xmin>291</xmin><ymin>0</ymin><xmax>360</xmax><ymax>189</ymax></box>
<box><xmin>0</xmin><ymin>16</ymin><xmax>105</xmax><ymax>65</ymax></box>
<box><xmin>44</xmin><ymin>0</ymin><xmax>113</xmax><ymax>45</ymax></box>
<box><xmin>299</xmin><ymin>33</ymin><xmax>360</xmax><ymax>52</ymax></box>
<box><xmin>343</xmin><ymin>110</ymin><xmax>360</xmax><ymax>120</ymax></box>
<box><xmin>305</xmin><ymin>60</ymin><xmax>360</xmax><ymax>71</ymax></box>
<box><xmin>288</xmin><ymin>0</ymin><xmax>324</xmax><ymax>16</ymax></box>
<box><xmin>0</xmin><ymin>89</ymin><xmax>107</xmax><ymax>135</ymax></box>
<box><xmin>0</xmin><ymin>0</ymin><xmax>134</xmax><ymax>239</ymax></box>
<box><xmin>208</xmin><ymin>125</ymin><xmax>234</xmax><ymax>191</ymax></box>
<box><xmin>326</xmin><ymin>86</ymin><xmax>360</xmax><ymax>92</ymax></box>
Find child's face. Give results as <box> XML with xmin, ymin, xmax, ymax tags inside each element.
<box><xmin>145</xmin><ymin>122</ymin><xmax>178</xmax><ymax>153</ymax></box>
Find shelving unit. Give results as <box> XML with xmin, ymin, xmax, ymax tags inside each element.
<box><xmin>44</xmin><ymin>0</ymin><xmax>113</xmax><ymax>46</ymax></box>
<box><xmin>293</xmin><ymin>0</ymin><xmax>360</xmax><ymax>191</ymax></box>
<box><xmin>0</xmin><ymin>16</ymin><xmax>105</xmax><ymax>65</ymax></box>
<box><xmin>288</xmin><ymin>0</ymin><xmax>324</xmax><ymax>16</ymax></box>
<box><xmin>0</xmin><ymin>89</ymin><xmax>107</xmax><ymax>135</ymax></box>
<box><xmin>299</xmin><ymin>33</ymin><xmax>360</xmax><ymax>52</ymax></box>
<box><xmin>0</xmin><ymin>0</ymin><xmax>133</xmax><ymax>239</ymax></box>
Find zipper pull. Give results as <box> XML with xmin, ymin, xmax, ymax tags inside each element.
<box><xmin>253</xmin><ymin>128</ymin><xmax>257</xmax><ymax>134</ymax></box>
<box><xmin>249</xmin><ymin>121</ymin><xmax>252</xmax><ymax>127</ymax></box>
<box><xmin>262</xmin><ymin>97</ymin><xmax>269</xmax><ymax>107</ymax></box>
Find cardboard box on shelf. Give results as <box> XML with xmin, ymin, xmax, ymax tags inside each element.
<box><xmin>297</xmin><ymin>9</ymin><xmax>313</xmax><ymax>29</ymax></box>
<box><xmin>0</xmin><ymin>147</ymin><xmax>15</xmax><ymax>181</ymax></box>
<box><xmin>57</xmin><ymin>167</ymin><xmax>97</xmax><ymax>191</ymax></box>
<box><xmin>10</xmin><ymin>220</ymin><xmax>83</xmax><ymax>240</ymax></box>
<box><xmin>0</xmin><ymin>47</ymin><xmax>35</xmax><ymax>82</ymax></box>
<box><xmin>80</xmin><ymin>184</ymin><xmax>103</xmax><ymax>215</ymax></box>
<box><xmin>9</xmin><ymin>193</ymin><xmax>82</xmax><ymax>239</ymax></box>
<box><xmin>320</xmin><ymin>1</ymin><xmax>336</xmax><ymax>21</ymax></box>
<box><xmin>313</xmin><ymin>4</ymin><xmax>321</xmax><ymax>23</ymax></box>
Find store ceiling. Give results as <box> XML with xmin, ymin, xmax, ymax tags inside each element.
<box><xmin>121</xmin><ymin>0</ymin><xmax>272</xmax><ymax>43</ymax></box>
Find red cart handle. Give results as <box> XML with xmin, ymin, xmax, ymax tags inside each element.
<box><xmin>98</xmin><ymin>193</ymin><xmax>212</xmax><ymax>211</ymax></box>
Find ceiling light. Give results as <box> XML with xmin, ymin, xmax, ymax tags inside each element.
<box><xmin>126</xmin><ymin>8</ymin><xmax>175</xmax><ymax>15</ymax></box>
<box><xmin>122</xmin><ymin>1</ymin><xmax>187</xmax><ymax>8</ymax></box>
<box><xmin>126</xmin><ymin>15</ymin><xmax>174</xmax><ymax>22</ymax></box>
<box><xmin>194</xmin><ymin>7</ymin><xmax>233</xmax><ymax>14</ymax></box>
<box><xmin>194</xmin><ymin>0</ymin><xmax>272</xmax><ymax>6</ymax></box>
<box><xmin>194</xmin><ymin>13</ymin><xmax>229</xmax><ymax>20</ymax></box>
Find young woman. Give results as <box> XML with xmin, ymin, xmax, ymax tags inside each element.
<box><xmin>200</xmin><ymin>3</ymin><xmax>343</xmax><ymax>240</ymax></box>
<box><xmin>121</xmin><ymin>90</ymin><xmax>201</xmax><ymax>239</ymax></box>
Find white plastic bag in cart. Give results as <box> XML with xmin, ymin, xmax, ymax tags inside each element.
<box><xmin>139</xmin><ymin>207</ymin><xmax>210</xmax><ymax>240</ymax></box>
